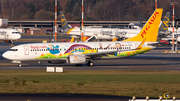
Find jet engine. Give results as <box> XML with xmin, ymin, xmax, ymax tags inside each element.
<box><xmin>3</xmin><ymin>40</ymin><xmax>11</xmax><ymax>43</ymax></box>
<box><xmin>58</xmin><ymin>29</ymin><xmax>64</xmax><ymax>33</ymax></box>
<box><xmin>68</xmin><ymin>55</ymin><xmax>86</xmax><ymax>64</ymax></box>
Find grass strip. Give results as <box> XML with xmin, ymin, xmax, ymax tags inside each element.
<box><xmin>0</xmin><ymin>70</ymin><xmax>180</xmax><ymax>98</ymax></box>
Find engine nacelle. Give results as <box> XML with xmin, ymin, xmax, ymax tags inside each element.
<box><xmin>59</xmin><ymin>29</ymin><xmax>64</xmax><ymax>33</ymax></box>
<box><xmin>48</xmin><ymin>60</ymin><xmax>66</xmax><ymax>64</ymax></box>
<box><xmin>68</xmin><ymin>55</ymin><xmax>86</xmax><ymax>64</ymax></box>
<box><xmin>3</xmin><ymin>40</ymin><xmax>11</xmax><ymax>43</ymax></box>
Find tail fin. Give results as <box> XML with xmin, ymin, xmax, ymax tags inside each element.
<box><xmin>123</xmin><ymin>9</ymin><xmax>163</xmax><ymax>42</ymax></box>
<box><xmin>136</xmin><ymin>38</ymin><xmax>146</xmax><ymax>50</ymax></box>
<box><xmin>159</xmin><ymin>12</ymin><xmax>170</xmax><ymax>31</ymax></box>
<box><xmin>60</xmin><ymin>11</ymin><xmax>71</xmax><ymax>29</ymax></box>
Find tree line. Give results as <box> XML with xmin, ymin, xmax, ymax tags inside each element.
<box><xmin>0</xmin><ymin>0</ymin><xmax>180</xmax><ymax>21</ymax></box>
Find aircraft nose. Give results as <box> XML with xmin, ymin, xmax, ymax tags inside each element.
<box><xmin>2</xmin><ymin>52</ymin><xmax>8</xmax><ymax>59</ymax></box>
<box><xmin>17</xmin><ymin>34</ymin><xmax>21</xmax><ymax>39</ymax></box>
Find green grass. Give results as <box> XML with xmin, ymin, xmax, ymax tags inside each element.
<box><xmin>0</xmin><ymin>70</ymin><xmax>180</xmax><ymax>98</ymax></box>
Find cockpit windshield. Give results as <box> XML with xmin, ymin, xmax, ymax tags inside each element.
<box><xmin>12</xmin><ymin>32</ymin><xmax>20</xmax><ymax>34</ymax></box>
<box><xmin>9</xmin><ymin>49</ymin><xmax>18</xmax><ymax>51</ymax></box>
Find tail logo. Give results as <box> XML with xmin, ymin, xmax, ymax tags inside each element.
<box><xmin>141</xmin><ymin>11</ymin><xmax>160</xmax><ymax>38</ymax></box>
<box><xmin>61</xmin><ymin>15</ymin><xmax>66</xmax><ymax>27</ymax></box>
<box><xmin>162</xmin><ymin>16</ymin><xmax>169</xmax><ymax>30</ymax></box>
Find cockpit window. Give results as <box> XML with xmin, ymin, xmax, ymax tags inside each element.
<box><xmin>9</xmin><ymin>49</ymin><xmax>18</xmax><ymax>51</ymax></box>
<box><xmin>12</xmin><ymin>32</ymin><xmax>20</xmax><ymax>34</ymax></box>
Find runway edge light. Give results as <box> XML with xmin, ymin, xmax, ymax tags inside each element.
<box><xmin>173</xmin><ymin>96</ymin><xmax>176</xmax><ymax>100</ymax></box>
<box><xmin>146</xmin><ymin>96</ymin><xmax>149</xmax><ymax>101</ymax></box>
<box><xmin>132</xmin><ymin>96</ymin><xmax>136</xmax><ymax>101</ymax></box>
<box><xmin>159</xmin><ymin>96</ymin><xmax>162</xmax><ymax>100</ymax></box>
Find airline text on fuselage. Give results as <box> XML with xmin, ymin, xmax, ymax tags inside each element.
<box><xmin>0</xmin><ymin>31</ymin><xmax>7</xmax><ymax>35</ymax></box>
<box><xmin>100</xmin><ymin>30</ymin><xmax>127</xmax><ymax>37</ymax></box>
<box><xmin>30</xmin><ymin>46</ymin><xmax>47</xmax><ymax>49</ymax></box>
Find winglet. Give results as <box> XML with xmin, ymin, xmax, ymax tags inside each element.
<box><xmin>136</xmin><ymin>38</ymin><xmax>146</xmax><ymax>50</ymax></box>
<box><xmin>83</xmin><ymin>37</ymin><xmax>89</xmax><ymax>42</ymax></box>
<box><xmin>123</xmin><ymin>9</ymin><xmax>163</xmax><ymax>42</ymax></box>
<box><xmin>41</xmin><ymin>26</ymin><xmax>47</xmax><ymax>33</ymax></box>
<box><xmin>70</xmin><ymin>37</ymin><xmax>74</xmax><ymax>42</ymax></box>
<box><xmin>112</xmin><ymin>38</ymin><xmax>118</xmax><ymax>41</ymax></box>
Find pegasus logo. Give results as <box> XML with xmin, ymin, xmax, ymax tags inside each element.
<box><xmin>75</xmin><ymin>56</ymin><xmax>78</xmax><ymax>60</ymax></box>
<box><xmin>162</xmin><ymin>16</ymin><xmax>169</xmax><ymax>30</ymax></box>
<box><xmin>61</xmin><ymin>15</ymin><xmax>66</xmax><ymax>27</ymax></box>
<box><xmin>141</xmin><ymin>11</ymin><xmax>160</xmax><ymax>38</ymax></box>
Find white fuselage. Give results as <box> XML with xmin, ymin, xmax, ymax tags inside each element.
<box><xmin>2</xmin><ymin>41</ymin><xmax>156</xmax><ymax>62</ymax></box>
<box><xmin>161</xmin><ymin>27</ymin><xmax>180</xmax><ymax>43</ymax></box>
<box><xmin>168</xmin><ymin>27</ymin><xmax>180</xmax><ymax>33</ymax></box>
<box><xmin>0</xmin><ymin>29</ymin><xmax>21</xmax><ymax>40</ymax></box>
<box><xmin>68</xmin><ymin>28</ymin><xmax>141</xmax><ymax>40</ymax></box>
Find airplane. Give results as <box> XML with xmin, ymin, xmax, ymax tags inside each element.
<box><xmin>158</xmin><ymin>16</ymin><xmax>180</xmax><ymax>44</ymax></box>
<box><xmin>2</xmin><ymin>8</ymin><xmax>163</xmax><ymax>67</ymax></box>
<box><xmin>0</xmin><ymin>28</ymin><xmax>21</xmax><ymax>45</ymax></box>
<box><xmin>59</xmin><ymin>11</ymin><xmax>170</xmax><ymax>42</ymax></box>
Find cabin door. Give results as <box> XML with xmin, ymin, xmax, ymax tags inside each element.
<box><xmin>24</xmin><ymin>46</ymin><xmax>29</xmax><ymax>55</ymax></box>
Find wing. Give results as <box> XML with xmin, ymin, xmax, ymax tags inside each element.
<box><xmin>84</xmin><ymin>39</ymin><xmax>146</xmax><ymax>58</ymax></box>
<box><xmin>84</xmin><ymin>49</ymin><xmax>131</xmax><ymax>58</ymax></box>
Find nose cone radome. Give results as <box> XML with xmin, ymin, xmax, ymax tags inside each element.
<box><xmin>2</xmin><ymin>52</ymin><xmax>8</xmax><ymax>59</ymax></box>
<box><xmin>17</xmin><ymin>34</ymin><xmax>21</xmax><ymax>39</ymax></box>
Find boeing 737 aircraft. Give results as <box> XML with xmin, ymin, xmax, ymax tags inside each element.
<box><xmin>59</xmin><ymin>11</ymin><xmax>170</xmax><ymax>41</ymax></box>
<box><xmin>3</xmin><ymin>9</ymin><xmax>163</xmax><ymax>67</ymax></box>
<box><xmin>0</xmin><ymin>28</ymin><xmax>21</xmax><ymax>45</ymax></box>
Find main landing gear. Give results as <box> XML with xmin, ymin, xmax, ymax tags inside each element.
<box><xmin>87</xmin><ymin>61</ymin><xmax>94</xmax><ymax>67</ymax></box>
<box><xmin>11</xmin><ymin>40</ymin><xmax>14</xmax><ymax>46</ymax></box>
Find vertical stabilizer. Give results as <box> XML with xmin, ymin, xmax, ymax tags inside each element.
<box><xmin>60</xmin><ymin>11</ymin><xmax>71</xmax><ymax>29</ymax></box>
<box><xmin>123</xmin><ymin>9</ymin><xmax>163</xmax><ymax>42</ymax></box>
<box><xmin>159</xmin><ymin>12</ymin><xmax>170</xmax><ymax>31</ymax></box>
